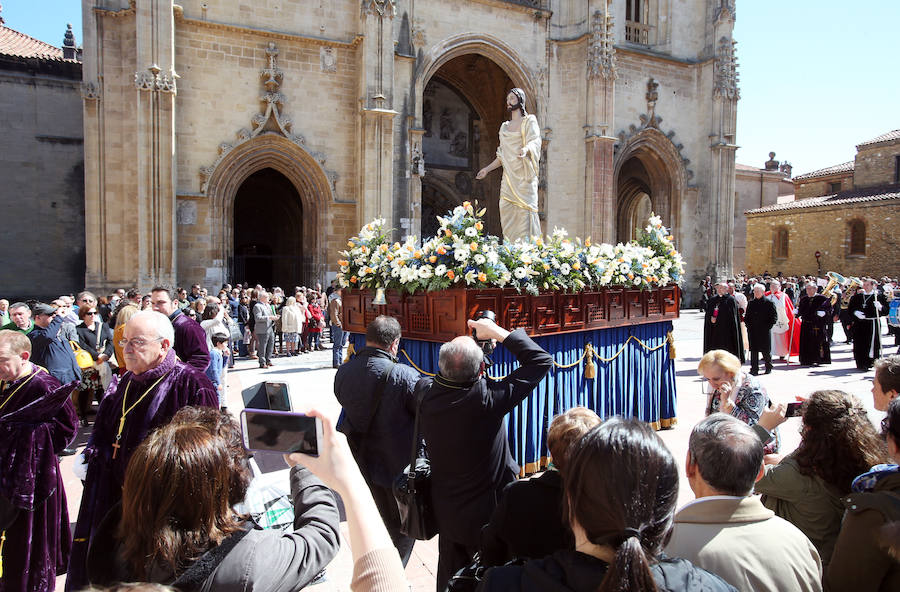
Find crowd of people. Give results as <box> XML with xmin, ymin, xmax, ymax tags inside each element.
<box><xmin>2</xmin><ymin>277</ymin><xmax>900</xmax><ymax>592</ymax></box>
<box><xmin>701</xmin><ymin>272</ymin><xmax>898</xmax><ymax>374</ymax></box>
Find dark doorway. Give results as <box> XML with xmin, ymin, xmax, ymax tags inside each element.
<box><xmin>233</xmin><ymin>168</ymin><xmax>303</xmax><ymax>288</ymax></box>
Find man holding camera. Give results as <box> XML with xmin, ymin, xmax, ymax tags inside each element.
<box><xmin>420</xmin><ymin>315</ymin><xmax>553</xmax><ymax>591</ymax></box>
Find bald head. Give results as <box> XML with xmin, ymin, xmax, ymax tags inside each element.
<box><xmin>438</xmin><ymin>336</ymin><xmax>484</xmax><ymax>383</ymax></box>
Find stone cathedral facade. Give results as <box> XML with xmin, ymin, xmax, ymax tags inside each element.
<box><xmin>82</xmin><ymin>0</ymin><xmax>739</xmax><ymax>303</ymax></box>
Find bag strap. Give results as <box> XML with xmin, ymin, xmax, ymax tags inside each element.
<box><xmin>407</xmin><ymin>379</ymin><xmax>431</xmax><ymax>490</ymax></box>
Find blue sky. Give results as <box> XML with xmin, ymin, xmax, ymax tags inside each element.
<box><xmin>5</xmin><ymin>0</ymin><xmax>898</xmax><ymax>177</ymax></box>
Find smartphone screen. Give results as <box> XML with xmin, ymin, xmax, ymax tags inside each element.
<box><xmin>241</xmin><ymin>410</ymin><xmax>320</xmax><ymax>455</ymax></box>
<box><xmin>265</xmin><ymin>382</ymin><xmax>292</xmax><ymax>411</ymax></box>
<box><xmin>785</xmin><ymin>401</ymin><xmax>803</xmax><ymax>418</ymax></box>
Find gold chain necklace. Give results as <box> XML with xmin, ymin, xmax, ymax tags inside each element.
<box><xmin>112</xmin><ymin>370</ymin><xmax>172</xmax><ymax>459</ymax></box>
<box><xmin>0</xmin><ymin>368</ymin><xmax>40</xmax><ymax>413</ymax></box>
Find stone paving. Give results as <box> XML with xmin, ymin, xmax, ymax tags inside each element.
<box><xmin>56</xmin><ymin>310</ymin><xmax>892</xmax><ymax>590</ymax></box>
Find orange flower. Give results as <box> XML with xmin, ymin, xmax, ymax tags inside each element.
<box><xmin>364</xmin><ymin>267</ymin><xmax>374</xmax><ymax>274</ymax></box>
<box><xmin>445</xmin><ymin>229</ymin><xmax>452</xmax><ymax>237</ymax></box>
<box><xmin>628</xmin><ymin>273</ymin><xmax>634</xmax><ymax>280</ymax></box>
<box><xmin>470</xmin><ymin>242</ymin><xmax>478</xmax><ymax>252</ymax></box>
<box><xmin>387</xmin><ymin>254</ymin><xmax>394</xmax><ymax>261</ymax></box>
<box><xmin>429</xmin><ymin>255</ymin><xmax>437</xmax><ymax>263</ymax></box>
<box><xmin>585</xmin><ymin>238</ymin><xmax>592</xmax><ymax>247</ymax></box>
<box><xmin>572</xmin><ymin>262</ymin><xmax>581</xmax><ymax>270</ymax></box>
<box><xmin>347</xmin><ymin>241</ymin><xmax>355</xmax><ymax>248</ymax></box>
<box><xmin>350</xmin><ymin>276</ymin><xmax>358</xmax><ymax>283</ymax></box>
<box><xmin>361</xmin><ymin>246</ymin><xmax>369</xmax><ymax>253</ymax></box>
<box><xmin>474</xmin><ymin>221</ymin><xmax>483</xmax><ymax>231</ymax></box>
<box><xmin>414</xmin><ymin>250</ymin><xmax>422</xmax><ymax>259</ymax></box>
<box><xmin>446</xmin><ymin>270</ymin><xmax>455</xmax><ymax>280</ymax></box>
<box><xmin>543</xmin><ymin>263</ymin><xmax>550</xmax><ymax>270</ymax></box>
<box><xmin>338</xmin><ymin>259</ymin><xmax>348</xmax><ymax>267</ymax></box>
<box><xmin>437</xmin><ymin>246</ymin><xmax>447</xmax><ymax>255</ymax></box>
<box><xmin>478</xmin><ymin>272</ymin><xmax>487</xmax><ymax>282</ymax></box>
<box><xmin>380</xmin><ymin>244</ymin><xmax>388</xmax><ymax>252</ymax></box>
<box><xmin>462</xmin><ymin>200</ymin><xmax>471</xmax><ymax>209</ymax></box>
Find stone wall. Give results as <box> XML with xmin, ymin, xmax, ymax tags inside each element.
<box><xmin>854</xmin><ymin>142</ymin><xmax>900</xmax><ymax>188</ymax></box>
<box><xmin>794</xmin><ymin>171</ymin><xmax>854</xmax><ymax>199</ymax></box>
<box><xmin>745</xmin><ymin>201</ymin><xmax>900</xmax><ymax>278</ymax></box>
<box><xmin>0</xmin><ymin>57</ymin><xmax>84</xmax><ymax>300</ymax></box>
<box><xmin>734</xmin><ymin>168</ymin><xmax>788</xmax><ymax>273</ymax></box>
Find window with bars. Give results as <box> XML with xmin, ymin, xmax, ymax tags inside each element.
<box><xmin>625</xmin><ymin>0</ymin><xmax>653</xmax><ymax>45</ymax></box>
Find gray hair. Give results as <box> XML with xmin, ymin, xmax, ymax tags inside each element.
<box><xmin>366</xmin><ymin>316</ymin><xmax>401</xmax><ymax>349</ymax></box>
<box><xmin>128</xmin><ymin>310</ymin><xmax>175</xmax><ymax>345</ymax></box>
<box><xmin>752</xmin><ymin>283</ymin><xmax>766</xmax><ymax>292</ymax></box>
<box><xmin>438</xmin><ymin>337</ymin><xmax>483</xmax><ymax>383</ymax></box>
<box><xmin>8</xmin><ymin>301</ymin><xmax>29</xmax><ymax>312</ymax></box>
<box><xmin>688</xmin><ymin>413</ymin><xmax>763</xmax><ymax>496</ymax></box>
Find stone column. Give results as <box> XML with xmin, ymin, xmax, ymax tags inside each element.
<box><xmin>585</xmin><ymin>3</ymin><xmax>618</xmax><ymax>242</ymax></box>
<box><xmin>407</xmin><ymin>123</ymin><xmax>426</xmax><ymax>240</ymax></box>
<box><xmin>81</xmin><ymin>0</ymin><xmax>104</xmax><ymax>290</ymax></box>
<box><xmin>358</xmin><ymin>1</ymin><xmax>398</xmax><ymax>233</ymax></box>
<box><xmin>134</xmin><ymin>0</ymin><xmax>178</xmax><ymax>289</ymax></box>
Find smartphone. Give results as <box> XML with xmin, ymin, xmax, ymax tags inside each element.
<box><xmin>265</xmin><ymin>381</ymin><xmax>292</xmax><ymax>411</ymax></box>
<box><xmin>240</xmin><ymin>409</ymin><xmax>323</xmax><ymax>456</ymax></box>
<box><xmin>785</xmin><ymin>401</ymin><xmax>803</xmax><ymax>418</ymax></box>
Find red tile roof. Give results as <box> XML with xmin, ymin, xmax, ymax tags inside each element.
<box><xmin>793</xmin><ymin>161</ymin><xmax>854</xmax><ymax>181</ymax></box>
<box><xmin>857</xmin><ymin>129</ymin><xmax>900</xmax><ymax>148</ymax></box>
<box><xmin>735</xmin><ymin>163</ymin><xmax>761</xmax><ymax>172</ymax></box>
<box><xmin>746</xmin><ymin>184</ymin><xmax>900</xmax><ymax>215</ymax></box>
<box><xmin>0</xmin><ymin>25</ymin><xmax>70</xmax><ymax>62</ymax></box>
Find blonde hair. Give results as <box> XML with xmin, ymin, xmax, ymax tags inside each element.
<box><xmin>697</xmin><ymin>349</ymin><xmax>741</xmax><ymax>379</ymax></box>
<box><xmin>115</xmin><ymin>304</ymin><xmax>140</xmax><ymax>329</ymax></box>
<box><xmin>547</xmin><ymin>406</ymin><xmax>602</xmax><ymax>474</ymax></box>
<box><xmin>0</xmin><ymin>329</ymin><xmax>31</xmax><ymax>355</ymax></box>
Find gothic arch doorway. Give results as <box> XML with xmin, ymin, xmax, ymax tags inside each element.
<box><xmin>233</xmin><ymin>169</ymin><xmax>303</xmax><ymax>288</ymax></box>
<box><xmin>203</xmin><ymin>134</ymin><xmax>332</xmax><ymax>288</ymax></box>
<box><xmin>613</xmin><ymin>128</ymin><xmax>687</xmax><ymax>245</ymax></box>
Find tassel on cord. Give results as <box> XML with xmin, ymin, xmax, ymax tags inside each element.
<box><xmin>343</xmin><ymin>341</ymin><xmax>356</xmax><ymax>364</ymax></box>
<box><xmin>584</xmin><ymin>343</ymin><xmax>596</xmax><ymax>379</ymax></box>
<box><xmin>667</xmin><ymin>331</ymin><xmax>676</xmax><ymax>359</ymax></box>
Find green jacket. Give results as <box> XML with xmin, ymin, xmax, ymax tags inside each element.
<box><xmin>1</xmin><ymin>319</ymin><xmax>33</xmax><ymax>334</ymax></box>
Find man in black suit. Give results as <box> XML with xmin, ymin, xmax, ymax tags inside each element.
<box><xmin>419</xmin><ymin>316</ymin><xmax>553</xmax><ymax>591</ymax></box>
<box><xmin>744</xmin><ymin>284</ymin><xmax>777</xmax><ymax>375</ymax></box>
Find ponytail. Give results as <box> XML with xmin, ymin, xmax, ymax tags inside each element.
<box><xmin>597</xmin><ymin>533</ymin><xmax>657</xmax><ymax>592</ymax></box>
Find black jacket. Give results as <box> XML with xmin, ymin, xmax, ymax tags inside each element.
<box><xmin>476</xmin><ymin>549</ymin><xmax>737</xmax><ymax>592</ymax></box>
<box><xmin>76</xmin><ymin>321</ymin><xmax>115</xmax><ymax>362</ymax></box>
<box><xmin>744</xmin><ymin>296</ymin><xmax>777</xmax><ymax>351</ymax></box>
<box><xmin>334</xmin><ymin>347</ymin><xmax>421</xmax><ymax>488</ymax></box>
<box><xmin>421</xmin><ymin>329</ymin><xmax>553</xmax><ymax>547</ymax></box>
<box><xmin>480</xmin><ymin>469</ymin><xmax>572</xmax><ymax>567</ymax></box>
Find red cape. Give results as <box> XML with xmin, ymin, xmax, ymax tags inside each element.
<box><xmin>765</xmin><ymin>291</ymin><xmax>801</xmax><ymax>356</ymax></box>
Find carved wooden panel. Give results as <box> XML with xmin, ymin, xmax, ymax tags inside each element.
<box><xmin>342</xmin><ymin>285</ymin><xmax>679</xmax><ymax>342</ymax></box>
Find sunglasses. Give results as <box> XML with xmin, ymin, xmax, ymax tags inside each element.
<box><xmin>85</xmin><ymin>311</ymin><xmax>98</xmax><ymax>315</ymax></box>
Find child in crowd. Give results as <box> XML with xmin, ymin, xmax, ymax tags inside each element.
<box><xmin>205</xmin><ymin>331</ymin><xmax>229</xmax><ymax>410</ymax></box>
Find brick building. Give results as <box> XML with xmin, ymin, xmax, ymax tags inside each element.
<box><xmin>81</xmin><ymin>0</ymin><xmax>742</xmax><ymax>299</ymax></box>
<box><xmin>745</xmin><ymin>129</ymin><xmax>900</xmax><ymax>278</ymax></box>
<box><xmin>0</xmin><ymin>15</ymin><xmax>84</xmax><ymax>299</ymax></box>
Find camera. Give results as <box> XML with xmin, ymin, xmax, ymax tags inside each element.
<box><xmin>472</xmin><ymin>309</ymin><xmax>496</xmax><ymax>357</ymax></box>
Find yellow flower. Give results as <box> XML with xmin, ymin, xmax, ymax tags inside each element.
<box><xmin>364</xmin><ymin>267</ymin><xmax>374</xmax><ymax>274</ymax></box>
<box><xmin>380</xmin><ymin>244</ymin><xmax>388</xmax><ymax>252</ymax></box>
<box><xmin>585</xmin><ymin>237</ymin><xmax>591</xmax><ymax>247</ymax></box>
<box><xmin>470</xmin><ymin>242</ymin><xmax>478</xmax><ymax>252</ymax></box>
<box><xmin>543</xmin><ymin>263</ymin><xmax>550</xmax><ymax>270</ymax></box>
<box><xmin>429</xmin><ymin>255</ymin><xmax>437</xmax><ymax>263</ymax></box>
<box><xmin>572</xmin><ymin>262</ymin><xmax>581</xmax><ymax>270</ymax></box>
<box><xmin>347</xmin><ymin>241</ymin><xmax>355</xmax><ymax>248</ymax></box>
<box><xmin>414</xmin><ymin>250</ymin><xmax>422</xmax><ymax>259</ymax></box>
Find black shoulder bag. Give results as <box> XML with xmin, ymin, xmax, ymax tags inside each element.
<box><xmin>392</xmin><ymin>379</ymin><xmax>439</xmax><ymax>540</ymax></box>
<box><xmin>345</xmin><ymin>362</ymin><xmax>394</xmax><ymax>462</ymax></box>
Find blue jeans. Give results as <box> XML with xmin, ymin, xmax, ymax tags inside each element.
<box><xmin>332</xmin><ymin>325</ymin><xmax>348</xmax><ymax>367</ymax></box>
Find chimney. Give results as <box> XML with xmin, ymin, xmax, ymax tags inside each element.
<box><xmin>780</xmin><ymin>162</ymin><xmax>792</xmax><ymax>178</ymax></box>
<box><xmin>62</xmin><ymin>23</ymin><xmax>76</xmax><ymax>60</ymax></box>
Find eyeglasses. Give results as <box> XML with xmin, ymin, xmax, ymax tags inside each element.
<box><xmin>85</xmin><ymin>311</ymin><xmax>98</xmax><ymax>316</ymax></box>
<box><xmin>118</xmin><ymin>337</ymin><xmax>164</xmax><ymax>350</ymax></box>
<box><xmin>882</xmin><ymin>416</ymin><xmax>892</xmax><ymax>434</ymax></box>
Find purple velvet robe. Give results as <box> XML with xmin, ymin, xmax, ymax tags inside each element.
<box><xmin>0</xmin><ymin>364</ymin><xmax>78</xmax><ymax>592</ymax></box>
<box><xmin>169</xmin><ymin>310</ymin><xmax>211</xmax><ymax>372</ymax></box>
<box><xmin>66</xmin><ymin>349</ymin><xmax>217</xmax><ymax>591</ymax></box>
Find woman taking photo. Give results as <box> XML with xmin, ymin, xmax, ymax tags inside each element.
<box><xmin>476</xmin><ymin>418</ymin><xmax>735</xmax><ymax>591</ymax></box>
<box><xmin>74</xmin><ymin>305</ymin><xmax>115</xmax><ymax>425</ymax></box>
<box><xmin>755</xmin><ymin>390</ymin><xmax>888</xmax><ymax>565</ymax></box>
<box><xmin>697</xmin><ymin>349</ymin><xmax>779</xmax><ymax>453</ymax></box>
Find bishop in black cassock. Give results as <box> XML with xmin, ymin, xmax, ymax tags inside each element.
<box><xmin>797</xmin><ymin>284</ymin><xmax>832</xmax><ymax>366</ymax></box>
<box><xmin>703</xmin><ymin>284</ymin><xmax>744</xmax><ymax>363</ymax></box>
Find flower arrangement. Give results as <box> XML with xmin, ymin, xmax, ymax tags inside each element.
<box><xmin>337</xmin><ymin>204</ymin><xmax>684</xmax><ymax>294</ymax></box>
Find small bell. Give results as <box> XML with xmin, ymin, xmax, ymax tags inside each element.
<box><xmin>372</xmin><ymin>287</ymin><xmax>387</xmax><ymax>306</ymax></box>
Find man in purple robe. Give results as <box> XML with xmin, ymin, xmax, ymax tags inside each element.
<box><xmin>66</xmin><ymin>310</ymin><xmax>217</xmax><ymax>590</ymax></box>
<box><xmin>150</xmin><ymin>286</ymin><xmax>210</xmax><ymax>372</ymax></box>
<box><xmin>0</xmin><ymin>329</ymin><xmax>78</xmax><ymax>592</ymax></box>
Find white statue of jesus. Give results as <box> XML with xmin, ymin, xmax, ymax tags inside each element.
<box><xmin>475</xmin><ymin>88</ymin><xmax>542</xmax><ymax>243</ymax></box>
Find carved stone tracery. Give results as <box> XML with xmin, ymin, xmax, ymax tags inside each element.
<box><xmin>133</xmin><ymin>64</ymin><xmax>179</xmax><ymax>94</ymax></box>
<box><xmin>714</xmin><ymin>36</ymin><xmax>740</xmax><ymax>100</ymax></box>
<box><xmin>199</xmin><ymin>42</ymin><xmax>338</xmax><ymax>194</ymax></box>
<box><xmin>82</xmin><ymin>81</ymin><xmax>101</xmax><ymax>101</ymax></box>
<box><xmin>365</xmin><ymin>0</ymin><xmax>396</xmax><ymax>17</ymax></box>
<box><xmin>588</xmin><ymin>8</ymin><xmax>617</xmax><ymax>80</ymax></box>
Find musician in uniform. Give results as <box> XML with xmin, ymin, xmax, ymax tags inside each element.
<box><xmin>797</xmin><ymin>283</ymin><xmax>832</xmax><ymax>366</ymax></box>
<box><xmin>847</xmin><ymin>278</ymin><xmax>889</xmax><ymax>371</ymax></box>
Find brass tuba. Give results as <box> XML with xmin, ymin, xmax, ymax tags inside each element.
<box><xmin>840</xmin><ymin>276</ymin><xmax>861</xmax><ymax>310</ymax></box>
<box><xmin>823</xmin><ymin>271</ymin><xmax>845</xmax><ymax>307</ymax></box>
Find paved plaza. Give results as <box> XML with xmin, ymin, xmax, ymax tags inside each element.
<box><xmin>56</xmin><ymin>310</ymin><xmax>892</xmax><ymax>591</ymax></box>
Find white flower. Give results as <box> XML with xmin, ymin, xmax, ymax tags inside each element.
<box><xmin>486</xmin><ymin>250</ymin><xmax>499</xmax><ymax>265</ymax></box>
<box><xmin>418</xmin><ymin>266</ymin><xmax>433</xmax><ymax>279</ymax></box>
<box><xmin>454</xmin><ymin>249</ymin><xmax>469</xmax><ymax>262</ymax></box>
<box><xmin>473</xmin><ymin>253</ymin><xmax>486</xmax><ymax>265</ymax></box>
<box><xmin>514</xmin><ymin>267</ymin><xmax>528</xmax><ymax>279</ymax></box>
<box><xmin>453</xmin><ymin>206</ymin><xmax>466</xmax><ymax>216</ymax></box>
<box><xmin>434</xmin><ymin>264</ymin><xmax>447</xmax><ymax>276</ymax></box>
<box><xmin>560</xmin><ymin>263</ymin><xmax>571</xmax><ymax>276</ymax></box>
<box><xmin>633</xmin><ymin>277</ymin><xmax>642</xmax><ymax>286</ymax></box>
<box><xmin>464</xmin><ymin>226</ymin><xmax>477</xmax><ymax>237</ymax></box>
<box><xmin>464</xmin><ymin>270</ymin><xmax>477</xmax><ymax>285</ymax></box>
